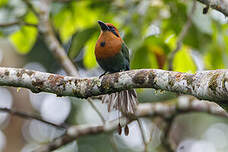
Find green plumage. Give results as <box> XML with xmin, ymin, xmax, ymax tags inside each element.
<box><xmin>96</xmin><ymin>43</ymin><xmax>130</xmax><ymax>73</ymax></box>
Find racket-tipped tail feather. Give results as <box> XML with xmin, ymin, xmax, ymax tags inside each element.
<box><xmin>102</xmin><ymin>90</ymin><xmax>138</xmax><ymax>114</ymax></box>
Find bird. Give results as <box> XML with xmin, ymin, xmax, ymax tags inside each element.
<box><xmin>95</xmin><ymin>21</ymin><xmax>138</xmax><ymax>135</ymax></box>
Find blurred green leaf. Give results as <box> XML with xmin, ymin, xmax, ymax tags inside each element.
<box><xmin>131</xmin><ymin>36</ymin><xmax>170</xmax><ymax>69</ymax></box>
<box><xmin>162</xmin><ymin>1</ymin><xmax>187</xmax><ymax>34</ymax></box>
<box><xmin>204</xmin><ymin>44</ymin><xmax>225</xmax><ymax>69</ymax></box>
<box><xmin>9</xmin><ymin>26</ymin><xmax>37</xmax><ymax>54</ymax></box>
<box><xmin>223</xmin><ymin>24</ymin><xmax>228</xmax><ymax>55</ymax></box>
<box><xmin>9</xmin><ymin>12</ymin><xmax>38</xmax><ymax>54</ymax></box>
<box><xmin>173</xmin><ymin>46</ymin><xmax>196</xmax><ymax>73</ymax></box>
<box><xmin>78</xmin><ymin>134</ymin><xmax>113</xmax><ymax>152</ymax></box>
<box><xmin>164</xmin><ymin>31</ymin><xmax>177</xmax><ymax>49</ymax></box>
<box><xmin>54</xmin><ymin>141</ymin><xmax>77</xmax><ymax>152</ymax></box>
<box><xmin>24</xmin><ymin>11</ymin><xmax>38</xmax><ymax>24</ymax></box>
<box><xmin>53</xmin><ymin>1</ymin><xmax>98</xmax><ymax>42</ymax></box>
<box><xmin>68</xmin><ymin>27</ymin><xmax>97</xmax><ymax>60</ymax></box>
<box><xmin>183</xmin><ymin>25</ymin><xmax>211</xmax><ymax>49</ymax></box>
<box><xmin>144</xmin><ymin>36</ymin><xmax>170</xmax><ymax>55</ymax></box>
<box><xmin>0</xmin><ymin>0</ymin><xmax>7</xmax><ymax>7</ymax></box>
<box><xmin>83</xmin><ymin>33</ymin><xmax>98</xmax><ymax>69</ymax></box>
<box><xmin>131</xmin><ymin>46</ymin><xmax>152</xmax><ymax>69</ymax></box>
<box><xmin>204</xmin><ymin>22</ymin><xmax>226</xmax><ymax>69</ymax></box>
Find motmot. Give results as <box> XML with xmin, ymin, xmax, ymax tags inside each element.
<box><xmin>95</xmin><ymin>21</ymin><xmax>138</xmax><ymax>117</ymax></box>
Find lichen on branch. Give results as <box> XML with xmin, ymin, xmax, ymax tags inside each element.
<box><xmin>0</xmin><ymin>67</ymin><xmax>228</xmax><ymax>102</ymax></box>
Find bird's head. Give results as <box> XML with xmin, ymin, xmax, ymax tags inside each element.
<box><xmin>97</xmin><ymin>20</ymin><xmax>120</xmax><ymax>38</ymax></box>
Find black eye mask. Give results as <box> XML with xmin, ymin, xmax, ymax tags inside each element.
<box><xmin>108</xmin><ymin>26</ymin><xmax>119</xmax><ymax>37</ymax></box>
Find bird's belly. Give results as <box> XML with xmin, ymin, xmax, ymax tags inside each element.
<box><xmin>96</xmin><ymin>53</ymin><xmax>129</xmax><ymax>73</ymax></box>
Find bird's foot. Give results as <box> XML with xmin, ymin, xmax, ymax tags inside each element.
<box><xmin>99</xmin><ymin>71</ymin><xmax>108</xmax><ymax>79</ymax></box>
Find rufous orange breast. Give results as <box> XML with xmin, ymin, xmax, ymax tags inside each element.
<box><xmin>95</xmin><ymin>31</ymin><xmax>123</xmax><ymax>59</ymax></box>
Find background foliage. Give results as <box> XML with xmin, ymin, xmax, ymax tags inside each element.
<box><xmin>2</xmin><ymin>0</ymin><xmax>228</xmax><ymax>72</ymax></box>
<box><xmin>0</xmin><ymin>0</ymin><xmax>228</xmax><ymax>152</ymax></box>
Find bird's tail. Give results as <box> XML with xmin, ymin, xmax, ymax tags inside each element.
<box><xmin>102</xmin><ymin>89</ymin><xmax>138</xmax><ymax>114</ymax></box>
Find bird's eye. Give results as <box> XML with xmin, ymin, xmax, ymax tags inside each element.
<box><xmin>110</xmin><ymin>27</ymin><xmax>115</xmax><ymax>32</ymax></box>
<box><xmin>108</xmin><ymin>26</ymin><xmax>119</xmax><ymax>37</ymax></box>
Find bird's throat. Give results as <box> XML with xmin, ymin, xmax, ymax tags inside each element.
<box><xmin>95</xmin><ymin>31</ymin><xmax>122</xmax><ymax>59</ymax></box>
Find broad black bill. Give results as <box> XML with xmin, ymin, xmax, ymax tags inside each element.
<box><xmin>98</xmin><ymin>20</ymin><xmax>109</xmax><ymax>31</ymax></box>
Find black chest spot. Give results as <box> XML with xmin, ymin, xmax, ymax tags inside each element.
<box><xmin>100</xmin><ymin>41</ymin><xmax>105</xmax><ymax>47</ymax></box>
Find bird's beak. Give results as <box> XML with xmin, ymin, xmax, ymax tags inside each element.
<box><xmin>98</xmin><ymin>20</ymin><xmax>109</xmax><ymax>31</ymax></box>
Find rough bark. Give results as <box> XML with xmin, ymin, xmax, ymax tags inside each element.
<box><xmin>0</xmin><ymin>67</ymin><xmax>228</xmax><ymax>103</ymax></box>
<box><xmin>35</xmin><ymin>98</ymin><xmax>227</xmax><ymax>152</ymax></box>
<box><xmin>197</xmin><ymin>0</ymin><xmax>228</xmax><ymax>16</ymax></box>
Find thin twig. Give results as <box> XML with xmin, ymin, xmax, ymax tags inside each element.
<box><xmin>87</xmin><ymin>98</ymin><xmax>105</xmax><ymax>124</ymax></box>
<box><xmin>22</xmin><ymin>0</ymin><xmax>39</xmax><ymax>17</ymax></box>
<box><xmin>161</xmin><ymin>117</ymin><xmax>175</xmax><ymax>152</ymax></box>
<box><xmin>87</xmin><ymin>98</ymin><xmax>118</xmax><ymax>151</ymax></box>
<box><xmin>0</xmin><ymin>21</ymin><xmax>37</xmax><ymax>28</ymax></box>
<box><xmin>38</xmin><ymin>0</ymin><xmax>79</xmax><ymax>77</ymax></box>
<box><xmin>0</xmin><ymin>107</ymin><xmax>65</xmax><ymax>129</ymax></box>
<box><xmin>137</xmin><ymin>119</ymin><xmax>148</xmax><ymax>152</ymax></box>
<box><xmin>168</xmin><ymin>1</ymin><xmax>197</xmax><ymax>71</ymax></box>
<box><xmin>109</xmin><ymin>135</ymin><xmax>119</xmax><ymax>152</ymax></box>
<box><xmin>34</xmin><ymin>117</ymin><xmax>131</xmax><ymax>152</ymax></box>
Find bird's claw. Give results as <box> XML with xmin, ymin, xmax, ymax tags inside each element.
<box><xmin>99</xmin><ymin>71</ymin><xmax>108</xmax><ymax>79</ymax></box>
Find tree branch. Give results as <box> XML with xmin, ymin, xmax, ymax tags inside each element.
<box><xmin>197</xmin><ymin>0</ymin><xmax>228</xmax><ymax>16</ymax></box>
<box><xmin>35</xmin><ymin>98</ymin><xmax>227</xmax><ymax>152</ymax></box>
<box><xmin>34</xmin><ymin>119</ymin><xmax>128</xmax><ymax>152</ymax></box>
<box><xmin>0</xmin><ymin>21</ymin><xmax>37</xmax><ymax>28</ymax></box>
<box><xmin>87</xmin><ymin>98</ymin><xmax>105</xmax><ymax>124</ymax></box>
<box><xmin>137</xmin><ymin>119</ymin><xmax>148</xmax><ymax>152</ymax></box>
<box><xmin>38</xmin><ymin>0</ymin><xmax>79</xmax><ymax>76</ymax></box>
<box><xmin>0</xmin><ymin>107</ymin><xmax>65</xmax><ymax>129</ymax></box>
<box><xmin>1</xmin><ymin>67</ymin><xmax>228</xmax><ymax>102</ymax></box>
